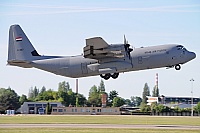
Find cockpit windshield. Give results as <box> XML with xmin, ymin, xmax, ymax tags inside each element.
<box><xmin>177</xmin><ymin>45</ymin><xmax>186</xmax><ymax>50</ymax></box>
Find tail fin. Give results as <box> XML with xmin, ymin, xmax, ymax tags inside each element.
<box><xmin>8</xmin><ymin>25</ymin><xmax>40</xmax><ymax>67</ymax></box>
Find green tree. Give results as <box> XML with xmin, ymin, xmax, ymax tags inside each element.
<box><xmin>142</xmin><ymin>83</ymin><xmax>150</xmax><ymax>104</ymax></box>
<box><xmin>40</xmin><ymin>86</ymin><xmax>46</xmax><ymax>94</ymax></box>
<box><xmin>57</xmin><ymin>90</ymin><xmax>68</xmax><ymax>106</ymax></box>
<box><xmin>130</xmin><ymin>96</ymin><xmax>142</xmax><ymax>106</ymax></box>
<box><xmin>150</xmin><ymin>103</ymin><xmax>170</xmax><ymax>114</ymax></box>
<box><xmin>28</xmin><ymin>86</ymin><xmax>39</xmax><ymax>100</ymax></box>
<box><xmin>75</xmin><ymin>97</ymin><xmax>79</xmax><ymax>107</ymax></box>
<box><xmin>194</xmin><ymin>102</ymin><xmax>200</xmax><ymax>114</ymax></box>
<box><xmin>152</xmin><ymin>85</ymin><xmax>159</xmax><ymax>97</ymax></box>
<box><xmin>67</xmin><ymin>89</ymin><xmax>76</xmax><ymax>106</ymax></box>
<box><xmin>88</xmin><ymin>85</ymin><xmax>101</xmax><ymax>107</ymax></box>
<box><xmin>77</xmin><ymin>93</ymin><xmax>87</xmax><ymax>106</ymax></box>
<box><xmin>28</xmin><ymin>87</ymin><xmax>34</xmax><ymax>100</ymax></box>
<box><xmin>140</xmin><ymin>102</ymin><xmax>150</xmax><ymax>113</ymax></box>
<box><xmin>183</xmin><ymin>108</ymin><xmax>191</xmax><ymax>112</ymax></box>
<box><xmin>125</xmin><ymin>99</ymin><xmax>131</xmax><ymax>106</ymax></box>
<box><xmin>98</xmin><ymin>80</ymin><xmax>105</xmax><ymax>93</ymax></box>
<box><xmin>19</xmin><ymin>94</ymin><xmax>28</xmax><ymax>105</ymax></box>
<box><xmin>58</xmin><ymin>81</ymin><xmax>70</xmax><ymax>93</ymax></box>
<box><xmin>155</xmin><ymin>104</ymin><xmax>165</xmax><ymax>113</ymax></box>
<box><xmin>108</xmin><ymin>90</ymin><xmax>118</xmax><ymax>103</ymax></box>
<box><xmin>130</xmin><ymin>96</ymin><xmax>135</xmax><ymax>103</ymax></box>
<box><xmin>150</xmin><ymin>102</ymin><xmax>157</xmax><ymax>114</ymax></box>
<box><xmin>33</xmin><ymin>86</ymin><xmax>39</xmax><ymax>98</ymax></box>
<box><xmin>45</xmin><ymin>102</ymin><xmax>52</xmax><ymax>115</ymax></box>
<box><xmin>173</xmin><ymin>106</ymin><xmax>181</xmax><ymax>113</ymax></box>
<box><xmin>112</xmin><ymin>97</ymin><xmax>125</xmax><ymax>107</ymax></box>
<box><xmin>0</xmin><ymin>87</ymin><xmax>20</xmax><ymax>112</ymax></box>
<box><xmin>37</xmin><ymin>89</ymin><xmax>58</xmax><ymax>101</ymax></box>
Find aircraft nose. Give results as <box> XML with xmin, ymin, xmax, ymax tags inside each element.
<box><xmin>189</xmin><ymin>52</ymin><xmax>196</xmax><ymax>60</ymax></box>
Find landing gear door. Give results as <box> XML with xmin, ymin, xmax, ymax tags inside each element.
<box><xmin>81</xmin><ymin>63</ymin><xmax>88</xmax><ymax>74</ymax></box>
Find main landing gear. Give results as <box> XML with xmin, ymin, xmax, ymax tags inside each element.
<box><xmin>100</xmin><ymin>73</ymin><xmax>119</xmax><ymax>80</ymax></box>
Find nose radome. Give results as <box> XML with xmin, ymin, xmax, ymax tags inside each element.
<box><xmin>190</xmin><ymin>52</ymin><xmax>196</xmax><ymax>60</ymax></box>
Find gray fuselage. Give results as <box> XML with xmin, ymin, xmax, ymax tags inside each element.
<box><xmin>31</xmin><ymin>44</ymin><xmax>195</xmax><ymax>78</ymax></box>
<box><xmin>7</xmin><ymin>25</ymin><xmax>196</xmax><ymax>80</ymax></box>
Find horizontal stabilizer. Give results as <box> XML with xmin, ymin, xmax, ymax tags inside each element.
<box><xmin>7</xmin><ymin>60</ymin><xmax>32</xmax><ymax>68</ymax></box>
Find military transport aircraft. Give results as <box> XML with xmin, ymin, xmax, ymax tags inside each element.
<box><xmin>7</xmin><ymin>25</ymin><xmax>196</xmax><ymax>80</ymax></box>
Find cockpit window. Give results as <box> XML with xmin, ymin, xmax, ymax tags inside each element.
<box><xmin>176</xmin><ymin>45</ymin><xmax>185</xmax><ymax>50</ymax></box>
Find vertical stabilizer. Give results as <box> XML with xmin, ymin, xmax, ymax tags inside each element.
<box><xmin>8</xmin><ymin>25</ymin><xmax>40</xmax><ymax>62</ymax></box>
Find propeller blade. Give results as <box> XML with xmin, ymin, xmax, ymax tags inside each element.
<box><xmin>124</xmin><ymin>35</ymin><xmax>126</xmax><ymax>45</ymax></box>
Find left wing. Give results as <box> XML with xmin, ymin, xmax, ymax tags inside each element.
<box><xmin>83</xmin><ymin>37</ymin><xmax>125</xmax><ymax>59</ymax></box>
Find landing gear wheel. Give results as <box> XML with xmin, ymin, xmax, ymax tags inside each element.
<box><xmin>175</xmin><ymin>64</ymin><xmax>181</xmax><ymax>70</ymax></box>
<box><xmin>111</xmin><ymin>73</ymin><xmax>119</xmax><ymax>79</ymax></box>
<box><xmin>104</xmin><ymin>73</ymin><xmax>111</xmax><ymax>80</ymax></box>
<box><xmin>100</xmin><ymin>74</ymin><xmax>105</xmax><ymax>78</ymax></box>
<box><xmin>100</xmin><ymin>73</ymin><xmax>111</xmax><ymax>80</ymax></box>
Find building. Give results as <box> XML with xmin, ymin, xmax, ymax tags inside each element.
<box><xmin>160</xmin><ymin>95</ymin><xmax>200</xmax><ymax>104</ymax></box>
<box><xmin>146</xmin><ymin>96</ymin><xmax>158</xmax><ymax>105</ymax></box>
<box><xmin>19</xmin><ymin>102</ymin><xmax>63</xmax><ymax>114</ymax></box>
<box><xmin>51</xmin><ymin>107</ymin><xmax>120</xmax><ymax>115</ymax></box>
<box><xmin>101</xmin><ymin>93</ymin><xmax>107</xmax><ymax>108</ymax></box>
<box><xmin>147</xmin><ymin>95</ymin><xmax>200</xmax><ymax>109</ymax></box>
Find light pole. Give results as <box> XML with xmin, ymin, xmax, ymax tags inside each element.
<box><xmin>190</xmin><ymin>78</ymin><xmax>194</xmax><ymax>116</ymax></box>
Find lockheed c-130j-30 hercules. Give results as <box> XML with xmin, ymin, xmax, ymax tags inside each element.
<box><xmin>7</xmin><ymin>25</ymin><xmax>196</xmax><ymax>80</ymax></box>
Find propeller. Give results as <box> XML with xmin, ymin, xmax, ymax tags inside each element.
<box><xmin>123</xmin><ymin>35</ymin><xmax>133</xmax><ymax>59</ymax></box>
<box><xmin>124</xmin><ymin>35</ymin><xmax>127</xmax><ymax>45</ymax></box>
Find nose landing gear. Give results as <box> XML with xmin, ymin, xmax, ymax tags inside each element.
<box><xmin>175</xmin><ymin>64</ymin><xmax>181</xmax><ymax>70</ymax></box>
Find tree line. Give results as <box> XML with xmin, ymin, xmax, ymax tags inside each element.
<box><xmin>139</xmin><ymin>83</ymin><xmax>200</xmax><ymax>114</ymax></box>
<box><xmin>0</xmin><ymin>80</ymin><xmax>200</xmax><ymax>114</ymax></box>
<box><xmin>0</xmin><ymin>80</ymin><xmax>142</xmax><ymax>113</ymax></box>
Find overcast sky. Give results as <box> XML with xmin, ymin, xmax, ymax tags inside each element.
<box><xmin>0</xmin><ymin>0</ymin><xmax>200</xmax><ymax>99</ymax></box>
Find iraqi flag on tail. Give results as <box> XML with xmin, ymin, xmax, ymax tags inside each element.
<box><xmin>16</xmin><ymin>36</ymin><xmax>22</xmax><ymax>41</ymax></box>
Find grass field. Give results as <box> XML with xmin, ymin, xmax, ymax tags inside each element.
<box><xmin>0</xmin><ymin>115</ymin><xmax>200</xmax><ymax>126</ymax></box>
<box><xmin>0</xmin><ymin>115</ymin><xmax>200</xmax><ymax>133</ymax></box>
<box><xmin>0</xmin><ymin>128</ymin><xmax>200</xmax><ymax>133</ymax></box>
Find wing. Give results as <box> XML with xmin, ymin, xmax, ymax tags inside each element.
<box><xmin>83</xmin><ymin>37</ymin><xmax>125</xmax><ymax>59</ymax></box>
